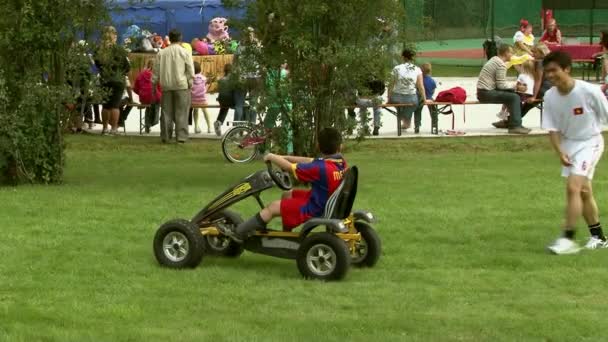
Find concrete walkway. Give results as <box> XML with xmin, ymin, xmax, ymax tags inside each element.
<box><xmin>105</xmin><ymin>77</ymin><xmax>546</xmax><ymax>139</ymax></box>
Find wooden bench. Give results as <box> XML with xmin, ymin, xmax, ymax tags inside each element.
<box><xmin>573</xmin><ymin>59</ymin><xmax>599</xmax><ymax>81</ymax></box>
<box><xmin>356</xmin><ymin>100</ymin><xmax>543</xmax><ymax>136</ymax></box>
<box><xmin>129</xmin><ymin>103</ymin><xmax>249</xmax><ymax>135</ymax></box>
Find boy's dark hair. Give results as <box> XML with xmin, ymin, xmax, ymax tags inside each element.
<box><xmin>401</xmin><ymin>48</ymin><xmax>415</xmax><ymax>61</ymax></box>
<box><xmin>194</xmin><ymin>61</ymin><xmax>201</xmax><ymax>74</ymax></box>
<box><xmin>169</xmin><ymin>29</ymin><xmax>182</xmax><ymax>43</ymax></box>
<box><xmin>318</xmin><ymin>127</ymin><xmax>342</xmax><ymax>155</ymax></box>
<box><xmin>223</xmin><ymin>63</ymin><xmax>232</xmax><ymax>75</ymax></box>
<box><xmin>543</xmin><ymin>51</ymin><xmax>572</xmax><ymax>70</ymax></box>
<box><xmin>497</xmin><ymin>44</ymin><xmax>512</xmax><ymax>56</ymax></box>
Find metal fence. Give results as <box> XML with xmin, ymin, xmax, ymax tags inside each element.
<box><xmin>409</xmin><ymin>0</ymin><xmax>608</xmax><ymax>41</ymax></box>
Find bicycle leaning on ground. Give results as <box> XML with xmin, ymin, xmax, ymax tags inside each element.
<box><xmin>221</xmin><ymin>111</ymin><xmax>274</xmax><ymax>163</ymax></box>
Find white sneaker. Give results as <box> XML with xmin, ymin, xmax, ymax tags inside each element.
<box><xmin>548</xmin><ymin>237</ymin><xmax>581</xmax><ymax>255</ymax></box>
<box><xmin>584</xmin><ymin>236</ymin><xmax>608</xmax><ymax>250</ymax></box>
<box><xmin>214</xmin><ymin>121</ymin><xmax>222</xmax><ymax>136</ymax></box>
<box><xmin>496</xmin><ymin>110</ymin><xmax>509</xmax><ymax>120</ymax></box>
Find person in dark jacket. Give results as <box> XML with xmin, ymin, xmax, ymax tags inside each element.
<box><xmin>94</xmin><ymin>26</ymin><xmax>130</xmax><ymax>135</ymax></box>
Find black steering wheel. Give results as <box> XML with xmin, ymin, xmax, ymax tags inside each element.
<box><xmin>266</xmin><ymin>161</ymin><xmax>293</xmax><ymax>191</ymax></box>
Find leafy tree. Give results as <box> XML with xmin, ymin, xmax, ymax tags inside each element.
<box><xmin>227</xmin><ymin>0</ymin><xmax>408</xmax><ymax>155</ymax></box>
<box><xmin>0</xmin><ymin>0</ymin><xmax>140</xmax><ymax>184</ymax></box>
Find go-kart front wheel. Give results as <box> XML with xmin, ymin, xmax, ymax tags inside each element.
<box><xmin>296</xmin><ymin>233</ymin><xmax>351</xmax><ymax>281</ymax></box>
<box><xmin>221</xmin><ymin>126</ymin><xmax>260</xmax><ymax>163</ymax></box>
<box><xmin>153</xmin><ymin>219</ymin><xmax>204</xmax><ymax>268</ymax></box>
<box><xmin>351</xmin><ymin>222</ymin><xmax>381</xmax><ymax>267</ymax></box>
<box><xmin>203</xmin><ymin>210</ymin><xmax>245</xmax><ymax>258</ymax></box>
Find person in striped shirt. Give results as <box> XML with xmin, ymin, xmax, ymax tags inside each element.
<box><xmin>477</xmin><ymin>44</ymin><xmax>531</xmax><ymax>134</ymax></box>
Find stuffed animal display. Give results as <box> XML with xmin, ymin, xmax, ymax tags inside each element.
<box><xmin>121</xmin><ymin>25</ymin><xmax>165</xmax><ymax>53</ymax></box>
<box><xmin>206</xmin><ymin>17</ymin><xmax>230</xmax><ymax>43</ymax></box>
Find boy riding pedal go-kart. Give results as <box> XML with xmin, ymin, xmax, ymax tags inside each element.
<box><xmin>219</xmin><ymin>128</ymin><xmax>348</xmax><ymax>242</ymax></box>
<box><xmin>153</xmin><ymin>127</ymin><xmax>381</xmax><ymax>280</ymax></box>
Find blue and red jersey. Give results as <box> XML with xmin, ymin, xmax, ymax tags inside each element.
<box><xmin>291</xmin><ymin>154</ymin><xmax>348</xmax><ymax>218</ymax></box>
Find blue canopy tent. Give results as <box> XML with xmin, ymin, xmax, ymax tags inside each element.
<box><xmin>111</xmin><ymin>0</ymin><xmax>247</xmax><ymax>42</ymax></box>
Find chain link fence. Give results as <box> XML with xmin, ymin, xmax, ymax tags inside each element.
<box><xmin>409</xmin><ymin>0</ymin><xmax>608</xmax><ymax>42</ymax></box>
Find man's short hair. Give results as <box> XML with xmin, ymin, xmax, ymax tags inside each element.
<box><xmin>497</xmin><ymin>44</ymin><xmax>512</xmax><ymax>56</ymax></box>
<box><xmin>169</xmin><ymin>29</ymin><xmax>182</xmax><ymax>43</ymax></box>
<box><xmin>318</xmin><ymin>127</ymin><xmax>342</xmax><ymax>155</ymax></box>
<box><xmin>543</xmin><ymin>51</ymin><xmax>572</xmax><ymax>70</ymax></box>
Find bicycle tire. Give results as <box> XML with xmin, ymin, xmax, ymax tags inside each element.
<box><xmin>221</xmin><ymin>126</ymin><xmax>260</xmax><ymax>163</ymax></box>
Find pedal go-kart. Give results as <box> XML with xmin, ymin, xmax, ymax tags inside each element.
<box><xmin>153</xmin><ymin>162</ymin><xmax>381</xmax><ymax>280</ymax></box>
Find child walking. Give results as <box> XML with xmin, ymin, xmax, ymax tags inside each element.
<box><xmin>190</xmin><ymin>61</ymin><xmax>212</xmax><ymax>134</ymax></box>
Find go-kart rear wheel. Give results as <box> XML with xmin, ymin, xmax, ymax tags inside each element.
<box><xmin>351</xmin><ymin>222</ymin><xmax>381</xmax><ymax>267</ymax></box>
<box><xmin>296</xmin><ymin>232</ymin><xmax>351</xmax><ymax>281</ymax></box>
<box><xmin>203</xmin><ymin>210</ymin><xmax>245</xmax><ymax>257</ymax></box>
<box><xmin>222</xmin><ymin>126</ymin><xmax>259</xmax><ymax>163</ymax></box>
<box><xmin>153</xmin><ymin>219</ymin><xmax>204</xmax><ymax>268</ymax></box>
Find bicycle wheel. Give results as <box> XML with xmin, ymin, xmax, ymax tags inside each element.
<box><xmin>221</xmin><ymin>126</ymin><xmax>261</xmax><ymax>163</ymax></box>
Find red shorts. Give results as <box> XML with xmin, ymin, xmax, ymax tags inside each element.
<box><xmin>280</xmin><ymin>190</ymin><xmax>313</xmax><ymax>231</ymax></box>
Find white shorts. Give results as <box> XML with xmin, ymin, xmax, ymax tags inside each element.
<box><xmin>561</xmin><ymin>135</ymin><xmax>604</xmax><ymax>180</ymax></box>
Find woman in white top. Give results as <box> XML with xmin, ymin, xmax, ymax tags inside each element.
<box><xmin>509</xmin><ymin>19</ymin><xmax>535</xmax><ymax>70</ymax></box>
<box><xmin>388</xmin><ymin>48</ymin><xmax>427</xmax><ymax>132</ymax></box>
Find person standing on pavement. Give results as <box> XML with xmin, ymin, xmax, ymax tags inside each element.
<box><xmin>153</xmin><ymin>29</ymin><xmax>194</xmax><ymax>143</ymax></box>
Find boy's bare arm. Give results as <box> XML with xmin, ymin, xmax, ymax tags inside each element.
<box><xmin>263</xmin><ymin>153</ymin><xmax>294</xmax><ymax>172</ymax></box>
<box><xmin>281</xmin><ymin>155</ymin><xmax>314</xmax><ymax>164</ymax></box>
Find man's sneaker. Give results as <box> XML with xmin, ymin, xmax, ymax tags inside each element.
<box><xmin>584</xmin><ymin>236</ymin><xmax>608</xmax><ymax>249</ymax></box>
<box><xmin>547</xmin><ymin>237</ymin><xmax>581</xmax><ymax>255</ymax></box>
<box><xmin>508</xmin><ymin>127</ymin><xmax>531</xmax><ymax>134</ymax></box>
<box><xmin>216</xmin><ymin>222</ymin><xmax>243</xmax><ymax>243</ymax></box>
<box><xmin>414</xmin><ymin>127</ymin><xmax>420</xmax><ymax>134</ymax></box>
<box><xmin>496</xmin><ymin>110</ymin><xmax>509</xmax><ymax>120</ymax></box>
<box><xmin>372</xmin><ymin>127</ymin><xmax>379</xmax><ymax>136</ymax></box>
<box><xmin>214</xmin><ymin>121</ymin><xmax>222</xmax><ymax>136</ymax></box>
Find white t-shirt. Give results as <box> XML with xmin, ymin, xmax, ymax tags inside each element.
<box><xmin>542</xmin><ymin>80</ymin><xmax>608</xmax><ymax>141</ymax></box>
<box><xmin>517</xmin><ymin>74</ymin><xmax>534</xmax><ymax>96</ymax></box>
<box><xmin>391</xmin><ymin>63</ymin><xmax>421</xmax><ymax>95</ymax></box>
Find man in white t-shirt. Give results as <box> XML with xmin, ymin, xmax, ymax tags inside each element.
<box><xmin>542</xmin><ymin>51</ymin><xmax>608</xmax><ymax>254</ymax></box>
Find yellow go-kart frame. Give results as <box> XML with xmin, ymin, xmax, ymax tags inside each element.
<box><xmin>153</xmin><ymin>163</ymin><xmax>380</xmax><ymax>281</ymax></box>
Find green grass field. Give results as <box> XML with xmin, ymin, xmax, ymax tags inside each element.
<box><xmin>2</xmin><ymin>135</ymin><xmax>608</xmax><ymax>341</ymax></box>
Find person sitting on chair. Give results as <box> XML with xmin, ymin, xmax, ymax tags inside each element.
<box><xmin>219</xmin><ymin>127</ymin><xmax>348</xmax><ymax>243</ymax></box>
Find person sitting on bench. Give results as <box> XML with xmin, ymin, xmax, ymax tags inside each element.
<box><xmin>477</xmin><ymin>44</ymin><xmax>531</xmax><ymax>134</ymax></box>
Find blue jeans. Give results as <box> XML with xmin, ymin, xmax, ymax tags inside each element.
<box><xmin>477</xmin><ymin>89</ymin><xmax>522</xmax><ymax>128</ymax></box>
<box><xmin>389</xmin><ymin>93</ymin><xmax>418</xmax><ymax>122</ymax></box>
<box><xmin>233</xmin><ymin>89</ymin><xmax>246</xmax><ymax>121</ymax></box>
<box><xmin>356</xmin><ymin>97</ymin><xmax>382</xmax><ymax>127</ymax></box>
<box><xmin>413</xmin><ymin>104</ymin><xmax>438</xmax><ymax>130</ymax></box>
